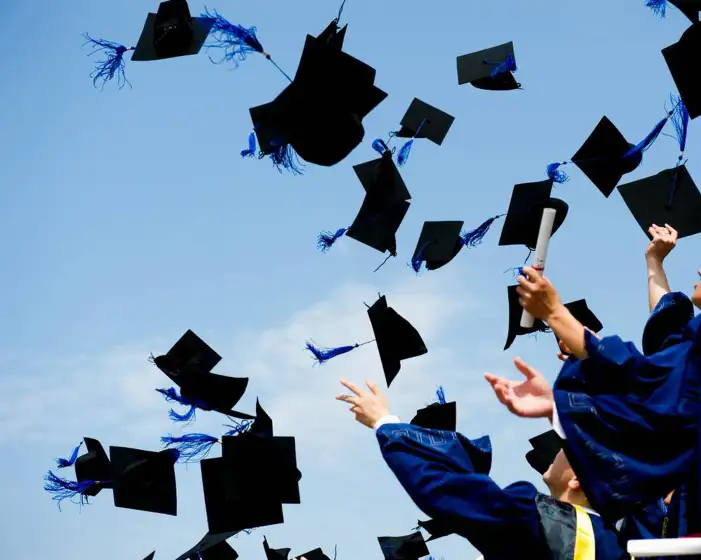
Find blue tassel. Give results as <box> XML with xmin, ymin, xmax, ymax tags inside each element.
<box><xmin>155</xmin><ymin>387</ymin><xmax>203</xmax><ymax>424</ymax></box>
<box><xmin>317</xmin><ymin>227</ymin><xmax>348</xmax><ymax>252</ymax></box>
<box><xmin>372</xmin><ymin>138</ymin><xmax>391</xmax><ymax>156</ymax></box>
<box><xmin>44</xmin><ymin>471</ymin><xmax>96</xmax><ymax>509</ymax></box>
<box><xmin>624</xmin><ymin>105</ymin><xmax>677</xmax><ymax>162</ymax></box>
<box><xmin>490</xmin><ymin>53</ymin><xmax>517</xmax><ymax>77</ymax></box>
<box><xmin>397</xmin><ymin>140</ymin><xmax>414</xmax><ymax>167</ymax></box>
<box><xmin>435</xmin><ymin>386</ymin><xmax>446</xmax><ymax>405</ymax></box>
<box><xmin>169</xmin><ymin>406</ymin><xmax>197</xmax><ymax>423</ymax></box>
<box><xmin>269</xmin><ymin>141</ymin><xmax>304</xmax><ymax>175</ymax></box>
<box><xmin>305</xmin><ymin>340</ymin><xmax>372</xmax><ymax>365</ymax></box>
<box><xmin>547</xmin><ymin>162</ymin><xmax>570</xmax><ymax>183</ymax></box>
<box><xmin>409</xmin><ymin>241</ymin><xmax>431</xmax><ymax>273</ymax></box>
<box><xmin>56</xmin><ymin>441</ymin><xmax>83</xmax><ymax>469</ymax></box>
<box><xmin>645</xmin><ymin>0</ymin><xmax>667</xmax><ymax>16</ymax></box>
<box><xmin>161</xmin><ymin>433</ymin><xmax>219</xmax><ymax>463</ymax></box>
<box><xmin>670</xmin><ymin>94</ymin><xmax>689</xmax><ymax>165</ymax></box>
<box><xmin>460</xmin><ymin>214</ymin><xmax>504</xmax><ymax>248</ymax></box>
<box><xmin>82</xmin><ymin>33</ymin><xmax>134</xmax><ymax>90</ymax></box>
<box><xmin>203</xmin><ymin>8</ymin><xmax>264</xmax><ymax>65</ymax></box>
<box><xmin>224</xmin><ymin>420</ymin><xmax>253</xmax><ymax>436</ymax></box>
<box><xmin>241</xmin><ymin>132</ymin><xmax>257</xmax><ymax>158</ymax></box>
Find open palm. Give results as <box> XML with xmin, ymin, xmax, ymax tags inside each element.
<box><xmin>484</xmin><ymin>358</ymin><xmax>554</xmax><ymax>419</ymax></box>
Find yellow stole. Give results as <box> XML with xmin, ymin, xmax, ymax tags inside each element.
<box><xmin>573</xmin><ymin>505</ymin><xmax>596</xmax><ymax>560</ymax></box>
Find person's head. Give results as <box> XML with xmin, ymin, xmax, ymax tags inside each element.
<box><xmin>543</xmin><ymin>449</ymin><xmax>590</xmax><ymax>507</ymax></box>
<box><xmin>693</xmin><ymin>269</ymin><xmax>701</xmax><ymax>310</ymax></box>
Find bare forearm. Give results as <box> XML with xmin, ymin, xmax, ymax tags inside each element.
<box><xmin>646</xmin><ymin>257</ymin><xmax>671</xmax><ymax>312</ymax></box>
<box><xmin>546</xmin><ymin>305</ymin><xmax>589</xmax><ymax>360</ymax></box>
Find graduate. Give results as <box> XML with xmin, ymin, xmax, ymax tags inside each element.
<box><xmin>335</xmin><ymin>380</ymin><xmax>627</xmax><ymax>559</ymax></box>
<box><xmin>484</xmin><ymin>259</ymin><xmax>701</xmax><ymax>525</ymax></box>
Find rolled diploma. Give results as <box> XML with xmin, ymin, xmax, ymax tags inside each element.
<box><xmin>520</xmin><ymin>208</ymin><xmax>557</xmax><ymax>329</ymax></box>
<box><xmin>627</xmin><ymin>538</ymin><xmax>701</xmax><ymax>557</ymax></box>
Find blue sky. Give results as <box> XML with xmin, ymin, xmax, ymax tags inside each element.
<box><xmin>1</xmin><ymin>0</ymin><xmax>700</xmax><ymax>558</ymax></box>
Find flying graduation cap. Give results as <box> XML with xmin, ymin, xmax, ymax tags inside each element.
<box><xmin>143</xmin><ymin>553</ymin><xmax>156</xmax><ymax>560</ymax></box>
<box><xmin>305</xmin><ymin>294</ymin><xmax>427</xmax><ymax>387</ymax></box>
<box><xmin>174</xmin><ymin>531</ymin><xmax>241</xmax><ymax>560</ymax></box>
<box><xmin>456</xmin><ymin>41</ymin><xmax>520</xmax><ymax>90</ymax></box>
<box><xmin>378</xmin><ymin>533</ymin><xmax>430</xmax><ymax>560</ymax></box>
<box><xmin>263</xmin><ymin>537</ymin><xmax>291</xmax><ymax>560</ymax></box>
<box><xmin>410</xmin><ymin>387</ymin><xmax>457</xmax><ymax>432</ymax></box>
<box><xmin>664</xmin><ymin>24</ymin><xmax>701</xmax><ymax>120</ymax></box>
<box><xmin>504</xmin><ymin>286</ymin><xmax>604</xmax><ymax>350</ymax></box>
<box><xmin>646</xmin><ymin>0</ymin><xmax>701</xmax><ymax>22</ymax></box>
<box><xmin>151</xmin><ymin>330</ymin><xmax>252</xmax><ymax>423</ymax></box>
<box><xmin>410</xmin><ymin>180</ymin><xmax>567</xmax><ymax>274</ymax></box>
<box><xmin>317</xmin><ymin>149</ymin><xmax>410</xmax><ymax>262</ymax></box>
<box><xmin>245</xmin><ymin>18</ymin><xmax>387</xmax><ymax>173</ymax></box>
<box><xmin>547</xmin><ymin>98</ymin><xmax>688</xmax><ymax>195</ymax></box>
<box><xmin>525</xmin><ymin>430</ymin><xmax>563</xmax><ymax>475</ymax></box>
<box><xmin>371</xmin><ymin>99</ymin><xmax>455</xmax><ymax>168</ymax></box>
<box><xmin>45</xmin><ymin>440</ymin><xmax>179</xmax><ymax>515</ymax></box>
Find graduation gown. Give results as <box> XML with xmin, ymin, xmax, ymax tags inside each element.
<box><xmin>552</xmin><ymin>309</ymin><xmax>701</xmax><ymax>523</ymax></box>
<box><xmin>376</xmin><ymin>423</ymin><xmax>626</xmax><ymax>559</ymax></box>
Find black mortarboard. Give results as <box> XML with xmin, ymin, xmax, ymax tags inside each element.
<box><xmin>669</xmin><ymin>0</ymin><xmax>701</xmax><ymax>21</ymax></box>
<box><xmin>456</xmin><ymin>41</ymin><xmax>520</xmax><ymax>91</ymax></box>
<box><xmin>498</xmin><ymin>180</ymin><xmax>569</xmax><ymax>249</ymax></box>
<box><xmin>345</xmin><ymin>197</ymin><xmax>411</xmax><ymax>255</ymax></box>
<box><xmin>131</xmin><ymin>0</ymin><xmax>214</xmax><ymax>62</ymax></box>
<box><xmin>74</xmin><ymin>437</ymin><xmax>113</xmax><ymax>496</ymax></box>
<box><xmin>415</xmin><ymin>518</ymin><xmax>456</xmax><ymax>542</ymax></box>
<box><xmin>564</xmin><ymin>300</ymin><xmax>604</xmax><ymax>334</ymax></box>
<box><xmin>378</xmin><ymin>533</ymin><xmax>430</xmax><ymax>560</ymax></box>
<box><xmin>110</xmin><ymin>447</ymin><xmax>177</xmax><ymax>515</ymax></box>
<box><xmin>525</xmin><ymin>430</ymin><xmax>563</xmax><ymax>475</ymax></box>
<box><xmin>222</xmin><ymin>433</ymin><xmax>301</xmax><ymax>505</ymax></box>
<box><xmin>201</xmin><ymin>458</ymin><xmax>284</xmax><ymax>534</ymax></box>
<box><xmin>619</xmin><ymin>166</ymin><xmax>701</xmax><ymax>240</ymax></box>
<box><xmin>143</xmin><ymin>553</ymin><xmax>156</xmax><ymax>560</ymax></box>
<box><xmin>353</xmin><ymin>152</ymin><xmax>411</xmax><ymax>202</ymax></box>
<box><xmin>410</xmin><ymin>389</ymin><xmax>457</xmax><ymax>431</ymax></box>
<box><xmin>663</xmin><ymin>24</ymin><xmax>701</xmax><ymax>120</ymax></box>
<box><xmin>178</xmin><ymin>371</ymin><xmax>250</xmax><ymax>416</ymax></box>
<box><xmin>367</xmin><ymin>294</ymin><xmax>428</xmax><ymax>387</ymax></box>
<box><xmin>504</xmin><ymin>285</ymin><xmax>551</xmax><ymax>350</ymax></box>
<box><xmin>570</xmin><ymin>116</ymin><xmax>642</xmax><ymax>197</ymax></box>
<box><xmin>394</xmin><ymin>98</ymin><xmax>455</xmax><ymax>146</ymax></box>
<box><xmin>292</xmin><ymin>549</ymin><xmax>331</xmax><ymax>560</ymax></box>
<box><xmin>263</xmin><ymin>537</ymin><xmax>291</xmax><ymax>560</ymax></box>
<box><xmin>155</xmin><ymin>329</ymin><xmax>222</xmax><ymax>381</ymax></box>
<box><xmin>411</xmin><ymin>221</ymin><xmax>465</xmax><ymax>271</ymax></box>
<box><xmin>175</xmin><ymin>533</ymin><xmax>240</xmax><ymax>560</ymax></box>
<box><xmin>249</xmin><ymin>399</ymin><xmax>274</xmax><ymax>437</ymax></box>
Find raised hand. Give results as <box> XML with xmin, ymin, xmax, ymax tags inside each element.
<box><xmin>484</xmin><ymin>358</ymin><xmax>554</xmax><ymax>419</ymax></box>
<box><xmin>646</xmin><ymin>223</ymin><xmax>678</xmax><ymax>263</ymax></box>
<box><xmin>336</xmin><ymin>379</ymin><xmax>390</xmax><ymax>429</ymax></box>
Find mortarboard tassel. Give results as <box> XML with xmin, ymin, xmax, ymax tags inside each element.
<box><xmin>44</xmin><ymin>471</ymin><xmax>99</xmax><ymax>509</ymax></box>
<box><xmin>623</xmin><ymin>100</ymin><xmax>680</xmax><ymax>162</ymax></box>
<box><xmin>397</xmin><ymin>119</ymin><xmax>428</xmax><ymax>167</ymax></box>
<box><xmin>645</xmin><ymin>0</ymin><xmax>668</xmax><ymax>16</ymax></box>
<box><xmin>155</xmin><ymin>387</ymin><xmax>207</xmax><ymax>424</ymax></box>
<box><xmin>409</xmin><ymin>241</ymin><xmax>432</xmax><ymax>273</ymax></box>
<box><xmin>460</xmin><ymin>214</ymin><xmax>504</xmax><ymax>248</ymax></box>
<box><xmin>82</xmin><ymin>33</ymin><xmax>135</xmax><ymax>90</ymax></box>
<box><xmin>203</xmin><ymin>8</ymin><xmax>292</xmax><ymax>82</ymax></box>
<box><xmin>670</xmin><ymin>94</ymin><xmax>690</xmax><ymax>166</ymax></box>
<box><xmin>546</xmin><ymin>161</ymin><xmax>570</xmax><ymax>184</ymax></box>
<box><xmin>241</xmin><ymin>132</ymin><xmax>257</xmax><ymax>158</ymax></box>
<box><xmin>56</xmin><ymin>441</ymin><xmax>83</xmax><ymax>469</ymax></box>
<box><xmin>372</xmin><ymin>138</ymin><xmax>393</xmax><ymax>157</ymax></box>
<box><xmin>305</xmin><ymin>340</ymin><xmax>375</xmax><ymax>365</ymax></box>
<box><xmin>269</xmin><ymin>140</ymin><xmax>304</xmax><ymax>175</ymax></box>
<box><xmin>489</xmin><ymin>53</ymin><xmax>518</xmax><ymax>78</ymax></box>
<box><xmin>317</xmin><ymin>227</ymin><xmax>349</xmax><ymax>252</ymax></box>
<box><xmin>435</xmin><ymin>386</ymin><xmax>446</xmax><ymax>405</ymax></box>
<box><xmin>162</xmin><ymin>422</ymin><xmax>252</xmax><ymax>463</ymax></box>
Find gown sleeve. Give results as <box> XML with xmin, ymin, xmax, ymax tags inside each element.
<box><xmin>552</xmin><ymin>317</ymin><xmax>701</xmax><ymax>523</ymax></box>
<box><xmin>376</xmin><ymin>423</ymin><xmax>547</xmax><ymax>558</ymax></box>
<box><xmin>642</xmin><ymin>292</ymin><xmax>696</xmax><ymax>356</ymax></box>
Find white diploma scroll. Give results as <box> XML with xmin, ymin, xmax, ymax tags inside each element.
<box><xmin>628</xmin><ymin>538</ymin><xmax>701</xmax><ymax>557</ymax></box>
<box><xmin>520</xmin><ymin>208</ymin><xmax>558</xmax><ymax>329</ymax></box>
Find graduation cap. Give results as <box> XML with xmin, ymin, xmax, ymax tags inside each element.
<box><xmin>410</xmin><ymin>221</ymin><xmax>465</xmax><ymax>272</ymax></box>
<box><xmin>414</xmin><ymin>518</ymin><xmax>456</xmax><ymax>542</ymax></box>
<box><xmin>456</xmin><ymin>41</ymin><xmax>520</xmax><ymax>91</ymax></box>
<box><xmin>110</xmin><ymin>447</ymin><xmax>178</xmax><ymax>515</ymax></box>
<box><xmin>378</xmin><ymin>532</ymin><xmax>430</xmax><ymax>560</ymax></box>
<box><xmin>305</xmin><ymin>294</ymin><xmax>427</xmax><ymax>387</ymax></box>
<box><xmin>152</xmin><ymin>330</ymin><xmax>251</xmax><ymax>423</ymax></box>
<box><xmin>263</xmin><ymin>537</ymin><xmax>291</xmax><ymax>560</ymax></box>
<box><xmin>664</xmin><ymin>24</ymin><xmax>701</xmax><ymax>120</ymax></box>
<box><xmin>244</xmin><ymin>20</ymin><xmax>387</xmax><ymax>173</ymax></box>
<box><xmin>131</xmin><ymin>0</ymin><xmax>214</xmax><ymax>62</ymax></box>
<box><xmin>160</xmin><ymin>418</ymin><xmax>254</xmax><ymax>463</ymax></box>
<box><xmin>525</xmin><ymin>430</ymin><xmax>563</xmax><ymax>475</ymax></box>
<box><xmin>318</xmin><ymin>150</ymin><xmax>411</xmax><ymax>260</ymax></box>
<box><xmin>498</xmin><ymin>179</ymin><xmax>569</xmax><ymax>249</ymax></box>
<box><xmin>201</xmin><ymin>457</ymin><xmax>285</xmax><ymax>533</ymax></box>
<box><xmin>74</xmin><ymin>437</ymin><xmax>113</xmax><ymax>496</ymax></box>
<box><xmin>410</xmin><ymin>387</ymin><xmax>457</xmax><ymax>432</ymax></box>
<box><xmin>174</xmin><ymin>532</ymin><xmax>241</xmax><ymax>560</ymax></box>
<box><xmin>292</xmin><ymin>548</ymin><xmax>333</xmax><ymax>560</ymax></box>
<box><xmin>143</xmin><ymin>553</ymin><xmax>156</xmax><ymax>560</ymax></box>
<box><xmin>646</xmin><ymin>0</ymin><xmax>701</xmax><ymax>22</ymax></box>
<box><xmin>547</xmin><ymin>102</ymin><xmax>686</xmax><ymax>196</ymax></box>
<box><xmin>505</xmin><ymin>288</ymin><xmax>603</xmax><ymax>350</ymax></box>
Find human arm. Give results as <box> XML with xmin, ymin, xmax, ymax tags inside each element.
<box><xmin>645</xmin><ymin>224</ymin><xmax>677</xmax><ymax>312</ymax></box>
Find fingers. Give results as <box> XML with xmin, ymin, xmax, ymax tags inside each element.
<box><xmin>340</xmin><ymin>379</ymin><xmax>364</xmax><ymax>397</ymax></box>
<box><xmin>335</xmin><ymin>394</ymin><xmax>359</xmax><ymax>406</ymax></box>
<box><xmin>513</xmin><ymin>357</ymin><xmax>540</xmax><ymax>380</ymax></box>
<box><xmin>557</xmin><ymin>352</ymin><xmax>568</xmax><ymax>362</ymax></box>
<box><xmin>665</xmin><ymin>223</ymin><xmax>678</xmax><ymax>239</ymax></box>
<box><xmin>366</xmin><ymin>380</ymin><xmax>379</xmax><ymax>395</ymax></box>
